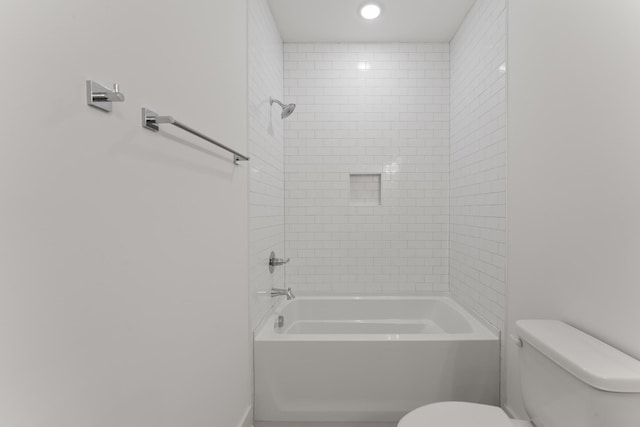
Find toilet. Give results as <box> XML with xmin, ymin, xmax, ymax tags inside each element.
<box><xmin>398</xmin><ymin>320</ymin><xmax>640</xmax><ymax>427</ymax></box>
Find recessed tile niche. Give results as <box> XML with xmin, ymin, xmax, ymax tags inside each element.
<box><xmin>349</xmin><ymin>174</ymin><xmax>381</xmax><ymax>206</ymax></box>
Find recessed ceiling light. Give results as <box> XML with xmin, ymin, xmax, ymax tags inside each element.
<box><xmin>360</xmin><ymin>3</ymin><xmax>381</xmax><ymax>20</ymax></box>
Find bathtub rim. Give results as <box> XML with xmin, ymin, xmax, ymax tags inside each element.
<box><xmin>254</xmin><ymin>294</ymin><xmax>499</xmax><ymax>342</ymax></box>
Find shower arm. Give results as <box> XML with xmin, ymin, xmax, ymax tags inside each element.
<box><xmin>270</xmin><ymin>97</ymin><xmax>285</xmax><ymax>108</ymax></box>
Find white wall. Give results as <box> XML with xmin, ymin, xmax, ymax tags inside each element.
<box><xmin>283</xmin><ymin>43</ymin><xmax>450</xmax><ymax>293</ymax></box>
<box><xmin>248</xmin><ymin>0</ymin><xmax>285</xmax><ymax>330</ymax></box>
<box><xmin>450</xmin><ymin>0</ymin><xmax>507</xmax><ymax>332</ymax></box>
<box><xmin>506</xmin><ymin>0</ymin><xmax>640</xmax><ymax>416</ymax></box>
<box><xmin>0</xmin><ymin>1</ymin><xmax>251</xmax><ymax>426</ymax></box>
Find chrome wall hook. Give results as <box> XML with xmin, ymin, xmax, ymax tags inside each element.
<box><xmin>86</xmin><ymin>80</ymin><xmax>125</xmax><ymax>112</ymax></box>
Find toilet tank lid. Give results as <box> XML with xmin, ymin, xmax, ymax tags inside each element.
<box><xmin>516</xmin><ymin>320</ymin><xmax>640</xmax><ymax>393</ymax></box>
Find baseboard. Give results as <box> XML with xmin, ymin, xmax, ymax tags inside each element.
<box><xmin>238</xmin><ymin>405</ymin><xmax>253</xmax><ymax>427</ymax></box>
<box><xmin>254</xmin><ymin>423</ymin><xmax>396</xmax><ymax>427</ymax></box>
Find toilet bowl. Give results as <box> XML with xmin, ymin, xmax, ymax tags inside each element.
<box><xmin>398</xmin><ymin>401</ymin><xmax>532</xmax><ymax>427</ymax></box>
<box><xmin>398</xmin><ymin>320</ymin><xmax>640</xmax><ymax>427</ymax></box>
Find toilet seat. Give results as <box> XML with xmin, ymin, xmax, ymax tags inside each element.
<box><xmin>398</xmin><ymin>402</ymin><xmax>520</xmax><ymax>427</ymax></box>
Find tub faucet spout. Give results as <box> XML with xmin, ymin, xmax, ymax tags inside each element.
<box><xmin>271</xmin><ymin>287</ymin><xmax>295</xmax><ymax>300</ymax></box>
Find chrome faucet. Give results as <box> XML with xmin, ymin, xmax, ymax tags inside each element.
<box><xmin>271</xmin><ymin>287</ymin><xmax>295</xmax><ymax>300</ymax></box>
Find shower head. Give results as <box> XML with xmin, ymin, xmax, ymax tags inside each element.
<box><xmin>270</xmin><ymin>97</ymin><xmax>296</xmax><ymax>119</ymax></box>
<box><xmin>281</xmin><ymin>103</ymin><xmax>296</xmax><ymax>119</ymax></box>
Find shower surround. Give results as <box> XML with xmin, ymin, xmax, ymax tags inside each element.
<box><xmin>284</xmin><ymin>43</ymin><xmax>451</xmax><ymax>294</ymax></box>
<box><xmin>249</xmin><ymin>0</ymin><xmax>507</xmax><ymax>336</ymax></box>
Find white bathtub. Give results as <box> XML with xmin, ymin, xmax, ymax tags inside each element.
<box><xmin>254</xmin><ymin>296</ymin><xmax>499</xmax><ymax>425</ymax></box>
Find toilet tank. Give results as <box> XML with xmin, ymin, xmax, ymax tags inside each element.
<box><xmin>516</xmin><ymin>320</ymin><xmax>640</xmax><ymax>427</ymax></box>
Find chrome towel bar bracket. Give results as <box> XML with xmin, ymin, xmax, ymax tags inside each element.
<box><xmin>141</xmin><ymin>107</ymin><xmax>249</xmax><ymax>165</ymax></box>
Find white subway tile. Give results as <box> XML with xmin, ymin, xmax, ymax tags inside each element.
<box><xmin>284</xmin><ymin>42</ymin><xmax>450</xmax><ymax>293</ymax></box>
<box><xmin>248</xmin><ymin>0</ymin><xmax>285</xmax><ymax>330</ymax></box>
<box><xmin>450</xmin><ymin>0</ymin><xmax>506</xmax><ymax>331</ymax></box>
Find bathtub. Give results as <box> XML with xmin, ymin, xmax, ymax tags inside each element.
<box><xmin>254</xmin><ymin>296</ymin><xmax>499</xmax><ymax>425</ymax></box>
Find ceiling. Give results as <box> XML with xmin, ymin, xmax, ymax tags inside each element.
<box><xmin>266</xmin><ymin>0</ymin><xmax>477</xmax><ymax>43</ymax></box>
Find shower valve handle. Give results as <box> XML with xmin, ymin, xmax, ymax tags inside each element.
<box><xmin>268</xmin><ymin>251</ymin><xmax>290</xmax><ymax>273</ymax></box>
<box><xmin>270</xmin><ymin>257</ymin><xmax>290</xmax><ymax>266</ymax></box>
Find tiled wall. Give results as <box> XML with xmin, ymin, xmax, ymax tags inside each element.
<box><xmin>248</xmin><ymin>0</ymin><xmax>285</xmax><ymax>329</ymax></box>
<box><xmin>250</xmin><ymin>6</ymin><xmax>506</xmax><ymax>329</ymax></box>
<box><xmin>283</xmin><ymin>43</ymin><xmax>450</xmax><ymax>293</ymax></box>
<box><xmin>450</xmin><ymin>0</ymin><xmax>507</xmax><ymax>330</ymax></box>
